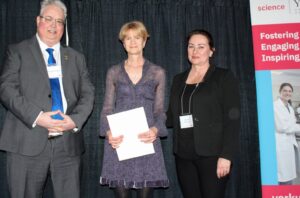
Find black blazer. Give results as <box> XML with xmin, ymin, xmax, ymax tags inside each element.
<box><xmin>166</xmin><ymin>65</ymin><xmax>240</xmax><ymax>161</ymax></box>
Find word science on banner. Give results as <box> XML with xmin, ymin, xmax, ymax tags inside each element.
<box><xmin>250</xmin><ymin>0</ymin><xmax>300</xmax><ymax>198</ymax></box>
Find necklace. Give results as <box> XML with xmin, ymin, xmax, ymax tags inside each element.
<box><xmin>125</xmin><ymin>60</ymin><xmax>143</xmax><ymax>84</ymax></box>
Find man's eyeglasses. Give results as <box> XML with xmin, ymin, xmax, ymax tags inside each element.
<box><xmin>40</xmin><ymin>16</ymin><xmax>65</xmax><ymax>26</ymax></box>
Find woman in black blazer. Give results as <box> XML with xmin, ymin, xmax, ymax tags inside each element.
<box><xmin>166</xmin><ymin>29</ymin><xmax>240</xmax><ymax>198</ymax></box>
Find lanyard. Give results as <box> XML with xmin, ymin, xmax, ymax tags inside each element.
<box><xmin>180</xmin><ymin>83</ymin><xmax>199</xmax><ymax>115</ymax></box>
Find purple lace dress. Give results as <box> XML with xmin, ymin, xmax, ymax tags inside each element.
<box><xmin>99</xmin><ymin>59</ymin><xmax>169</xmax><ymax>188</ymax></box>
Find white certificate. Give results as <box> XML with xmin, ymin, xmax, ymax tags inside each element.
<box><xmin>107</xmin><ymin>107</ymin><xmax>155</xmax><ymax>161</ymax></box>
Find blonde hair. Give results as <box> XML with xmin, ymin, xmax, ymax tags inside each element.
<box><xmin>119</xmin><ymin>21</ymin><xmax>149</xmax><ymax>42</ymax></box>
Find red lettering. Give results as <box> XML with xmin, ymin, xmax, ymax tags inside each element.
<box><xmin>258</xmin><ymin>4</ymin><xmax>285</xmax><ymax>11</ymax></box>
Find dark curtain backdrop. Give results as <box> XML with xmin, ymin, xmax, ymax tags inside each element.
<box><xmin>0</xmin><ymin>0</ymin><xmax>261</xmax><ymax>197</ymax></box>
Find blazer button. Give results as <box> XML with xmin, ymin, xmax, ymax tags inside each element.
<box><xmin>48</xmin><ymin>94</ymin><xmax>51</xmax><ymax>98</ymax></box>
<box><xmin>194</xmin><ymin>117</ymin><xmax>199</xmax><ymax>122</ymax></box>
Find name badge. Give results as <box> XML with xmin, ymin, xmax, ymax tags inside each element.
<box><xmin>47</xmin><ymin>66</ymin><xmax>62</xmax><ymax>79</ymax></box>
<box><xmin>179</xmin><ymin>114</ymin><xmax>194</xmax><ymax>129</ymax></box>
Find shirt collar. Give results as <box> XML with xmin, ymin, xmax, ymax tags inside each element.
<box><xmin>36</xmin><ymin>33</ymin><xmax>60</xmax><ymax>52</ymax></box>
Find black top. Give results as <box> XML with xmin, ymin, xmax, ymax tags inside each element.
<box><xmin>167</xmin><ymin>65</ymin><xmax>240</xmax><ymax>161</ymax></box>
<box><xmin>177</xmin><ymin>83</ymin><xmax>199</xmax><ymax>159</ymax></box>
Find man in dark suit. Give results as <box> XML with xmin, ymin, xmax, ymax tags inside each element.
<box><xmin>0</xmin><ymin>0</ymin><xmax>95</xmax><ymax>197</ymax></box>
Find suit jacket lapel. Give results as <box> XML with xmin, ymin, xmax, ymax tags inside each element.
<box><xmin>60</xmin><ymin>46</ymin><xmax>70</xmax><ymax>109</ymax></box>
<box><xmin>173</xmin><ymin>70</ymin><xmax>189</xmax><ymax>114</ymax></box>
<box><xmin>29</xmin><ymin>36</ymin><xmax>50</xmax><ymax>89</ymax></box>
<box><xmin>179</xmin><ymin>69</ymin><xmax>189</xmax><ymax>88</ymax></box>
<box><xmin>60</xmin><ymin>46</ymin><xmax>68</xmax><ymax>81</ymax></box>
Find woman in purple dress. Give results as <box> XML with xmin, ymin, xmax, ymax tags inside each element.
<box><xmin>99</xmin><ymin>21</ymin><xmax>169</xmax><ymax>198</ymax></box>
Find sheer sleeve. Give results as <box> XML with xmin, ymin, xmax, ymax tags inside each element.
<box><xmin>166</xmin><ymin>76</ymin><xmax>176</xmax><ymax>128</ymax></box>
<box><xmin>99</xmin><ymin>66</ymin><xmax>117</xmax><ymax>137</ymax></box>
<box><xmin>152</xmin><ymin>68</ymin><xmax>168</xmax><ymax>137</ymax></box>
